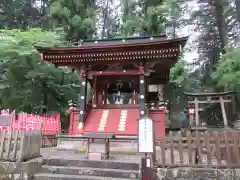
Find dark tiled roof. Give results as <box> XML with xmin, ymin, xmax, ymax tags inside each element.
<box><xmin>35</xmin><ymin>36</ymin><xmax>188</xmax><ymax>54</ymax></box>
<box><xmin>81</xmin><ymin>35</ymin><xmax>167</xmax><ymax>47</ymax></box>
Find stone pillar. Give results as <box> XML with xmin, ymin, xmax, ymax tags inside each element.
<box><xmin>78</xmin><ymin>69</ymin><xmax>88</xmax><ymax>129</ymax></box>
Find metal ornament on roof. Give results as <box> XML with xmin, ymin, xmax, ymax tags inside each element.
<box><xmin>138</xmin><ymin>116</ymin><xmax>154</xmax><ymax>153</ymax></box>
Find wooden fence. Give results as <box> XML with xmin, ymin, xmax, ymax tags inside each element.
<box><xmin>41</xmin><ymin>135</ymin><xmax>58</xmax><ymax>148</ymax></box>
<box><xmin>0</xmin><ymin>131</ymin><xmax>41</xmax><ymax>162</ymax></box>
<box><xmin>155</xmin><ymin>129</ymin><xmax>240</xmax><ymax>168</ymax></box>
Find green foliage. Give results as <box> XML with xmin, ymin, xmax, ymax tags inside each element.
<box><xmin>49</xmin><ymin>0</ymin><xmax>96</xmax><ymax>41</ymax></box>
<box><xmin>0</xmin><ymin>29</ymin><xmax>80</xmax><ymax>125</ymax></box>
<box><xmin>169</xmin><ymin>60</ymin><xmax>188</xmax><ymax>86</ymax></box>
<box><xmin>119</xmin><ymin>0</ymin><xmax>169</xmax><ymax>36</ymax></box>
<box><xmin>165</xmin><ymin>60</ymin><xmax>187</xmax><ymax>109</ymax></box>
<box><xmin>213</xmin><ymin>47</ymin><xmax>240</xmax><ymax>89</ymax></box>
<box><xmin>0</xmin><ymin>0</ymin><xmax>44</xmax><ymax>29</ymax></box>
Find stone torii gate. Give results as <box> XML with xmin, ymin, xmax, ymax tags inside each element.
<box><xmin>184</xmin><ymin>91</ymin><xmax>235</xmax><ymax>128</ymax></box>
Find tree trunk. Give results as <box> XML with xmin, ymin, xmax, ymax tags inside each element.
<box><xmin>172</xmin><ymin>20</ymin><xmax>177</xmax><ymax>38</ymax></box>
<box><xmin>42</xmin><ymin>88</ymin><xmax>48</xmax><ymax>114</ymax></box>
<box><xmin>101</xmin><ymin>0</ymin><xmax>109</xmax><ymax>39</ymax></box>
<box><xmin>235</xmin><ymin>0</ymin><xmax>240</xmax><ymax>22</ymax></box>
<box><xmin>213</xmin><ymin>0</ymin><xmax>231</xmax><ymax>121</ymax></box>
<box><xmin>213</xmin><ymin>0</ymin><xmax>228</xmax><ymax>55</ymax></box>
<box><xmin>170</xmin><ymin>1</ymin><xmax>177</xmax><ymax>38</ymax></box>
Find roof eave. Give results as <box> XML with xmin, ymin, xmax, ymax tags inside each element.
<box><xmin>35</xmin><ymin>36</ymin><xmax>189</xmax><ymax>54</ymax></box>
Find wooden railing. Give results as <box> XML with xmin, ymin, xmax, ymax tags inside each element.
<box><xmin>41</xmin><ymin>135</ymin><xmax>58</xmax><ymax>148</ymax></box>
<box><xmin>0</xmin><ymin>131</ymin><xmax>41</xmax><ymax>162</ymax></box>
<box><xmin>145</xmin><ymin>101</ymin><xmax>167</xmax><ymax>110</ymax></box>
<box><xmin>155</xmin><ymin>129</ymin><xmax>240</xmax><ymax>168</ymax></box>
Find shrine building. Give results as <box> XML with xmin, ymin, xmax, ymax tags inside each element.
<box><xmin>36</xmin><ymin>35</ymin><xmax>188</xmax><ymax>138</ymax></box>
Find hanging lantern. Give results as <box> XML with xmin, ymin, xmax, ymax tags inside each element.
<box><xmin>189</xmin><ymin>108</ymin><xmax>195</xmax><ymax>115</ymax></box>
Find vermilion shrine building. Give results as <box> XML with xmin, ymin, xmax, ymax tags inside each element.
<box><xmin>36</xmin><ymin>35</ymin><xmax>187</xmax><ymax>138</ymax></box>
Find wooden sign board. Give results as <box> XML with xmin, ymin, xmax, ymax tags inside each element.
<box><xmin>138</xmin><ymin>116</ymin><xmax>154</xmax><ymax>153</ymax></box>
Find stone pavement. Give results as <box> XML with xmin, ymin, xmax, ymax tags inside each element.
<box><xmin>40</xmin><ymin>148</ymin><xmax>142</xmax><ymax>163</ymax></box>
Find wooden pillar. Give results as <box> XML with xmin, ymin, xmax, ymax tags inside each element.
<box><xmin>220</xmin><ymin>96</ymin><xmax>228</xmax><ymax>127</ymax></box>
<box><xmin>98</xmin><ymin>80</ymin><xmax>102</xmax><ymax>105</ymax></box>
<box><xmin>189</xmin><ymin>114</ymin><xmax>194</xmax><ymax>127</ymax></box>
<box><xmin>135</xmin><ymin>80</ymin><xmax>139</xmax><ymax>104</ymax></box>
<box><xmin>140</xmin><ymin>74</ymin><xmax>146</xmax><ymax>118</ymax></box>
<box><xmin>78</xmin><ymin>68</ymin><xmax>88</xmax><ymax>129</ymax></box>
<box><xmin>104</xmin><ymin>80</ymin><xmax>107</xmax><ymax>104</ymax></box>
<box><xmin>194</xmin><ymin>97</ymin><xmax>200</xmax><ymax>126</ymax></box>
<box><xmin>92</xmin><ymin>77</ymin><xmax>97</xmax><ymax>108</ymax></box>
<box><xmin>131</xmin><ymin>81</ymin><xmax>135</xmax><ymax>104</ymax></box>
<box><xmin>232</xmin><ymin>94</ymin><xmax>236</xmax><ymax>120</ymax></box>
<box><xmin>141</xmin><ymin>157</ymin><xmax>152</xmax><ymax>180</ymax></box>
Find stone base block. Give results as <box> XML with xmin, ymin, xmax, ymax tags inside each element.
<box><xmin>0</xmin><ymin>158</ymin><xmax>41</xmax><ymax>180</ymax></box>
<box><xmin>89</xmin><ymin>143</ymin><xmax>106</xmax><ymax>153</ymax></box>
<box><xmin>88</xmin><ymin>153</ymin><xmax>102</xmax><ymax>161</ymax></box>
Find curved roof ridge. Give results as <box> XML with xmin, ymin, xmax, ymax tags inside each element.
<box><xmin>35</xmin><ymin>36</ymin><xmax>188</xmax><ymax>53</ymax></box>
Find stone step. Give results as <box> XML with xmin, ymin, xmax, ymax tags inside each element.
<box><xmin>43</xmin><ymin>159</ymin><xmax>139</xmax><ymax>170</ymax></box>
<box><xmin>40</xmin><ymin>165</ymin><xmax>139</xmax><ymax>179</ymax></box>
<box><xmin>34</xmin><ymin>173</ymin><xmax>137</xmax><ymax>180</ymax></box>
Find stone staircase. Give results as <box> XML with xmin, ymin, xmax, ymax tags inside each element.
<box><xmin>34</xmin><ymin>158</ymin><xmax>140</xmax><ymax>180</ymax></box>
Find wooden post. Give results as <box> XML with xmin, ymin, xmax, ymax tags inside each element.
<box><xmin>220</xmin><ymin>96</ymin><xmax>228</xmax><ymax>127</ymax></box>
<box><xmin>92</xmin><ymin>77</ymin><xmax>97</xmax><ymax>108</ymax></box>
<box><xmin>19</xmin><ymin>131</ymin><xmax>26</xmax><ymax>161</ymax></box>
<box><xmin>105</xmin><ymin>139</ymin><xmax>110</xmax><ymax>159</ymax></box>
<box><xmin>194</xmin><ymin>97</ymin><xmax>200</xmax><ymax>126</ymax></box>
<box><xmin>135</xmin><ymin>80</ymin><xmax>139</xmax><ymax>104</ymax></box>
<box><xmin>131</xmin><ymin>81</ymin><xmax>135</xmax><ymax>104</ymax></box>
<box><xmin>189</xmin><ymin>114</ymin><xmax>194</xmax><ymax>127</ymax></box>
<box><xmin>151</xmin><ymin>137</ymin><xmax>156</xmax><ymax>165</ymax></box>
<box><xmin>39</xmin><ymin>120</ymin><xmax>43</xmax><ymax>136</ymax></box>
<box><xmin>86</xmin><ymin>138</ymin><xmax>90</xmax><ymax>158</ymax></box>
<box><xmin>79</xmin><ymin>68</ymin><xmax>88</xmax><ymax>128</ymax></box>
<box><xmin>232</xmin><ymin>94</ymin><xmax>236</xmax><ymax>121</ymax></box>
<box><xmin>139</xmin><ymin>74</ymin><xmax>145</xmax><ymax>117</ymax></box>
<box><xmin>141</xmin><ymin>157</ymin><xmax>152</xmax><ymax>180</ymax></box>
<box><xmin>104</xmin><ymin>80</ymin><xmax>107</xmax><ymax>104</ymax></box>
<box><xmin>151</xmin><ymin>119</ymin><xmax>156</xmax><ymax>165</ymax></box>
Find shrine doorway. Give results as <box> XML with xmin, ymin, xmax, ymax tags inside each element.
<box><xmin>107</xmin><ymin>81</ymin><xmax>133</xmax><ymax>105</ymax></box>
<box><xmin>96</xmin><ymin>76</ymin><xmax>139</xmax><ymax>107</ymax></box>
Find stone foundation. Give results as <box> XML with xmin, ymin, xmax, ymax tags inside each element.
<box><xmin>153</xmin><ymin>168</ymin><xmax>240</xmax><ymax>180</ymax></box>
<box><xmin>57</xmin><ymin>136</ymin><xmax>138</xmax><ymax>153</ymax></box>
<box><xmin>0</xmin><ymin>158</ymin><xmax>41</xmax><ymax>180</ymax></box>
